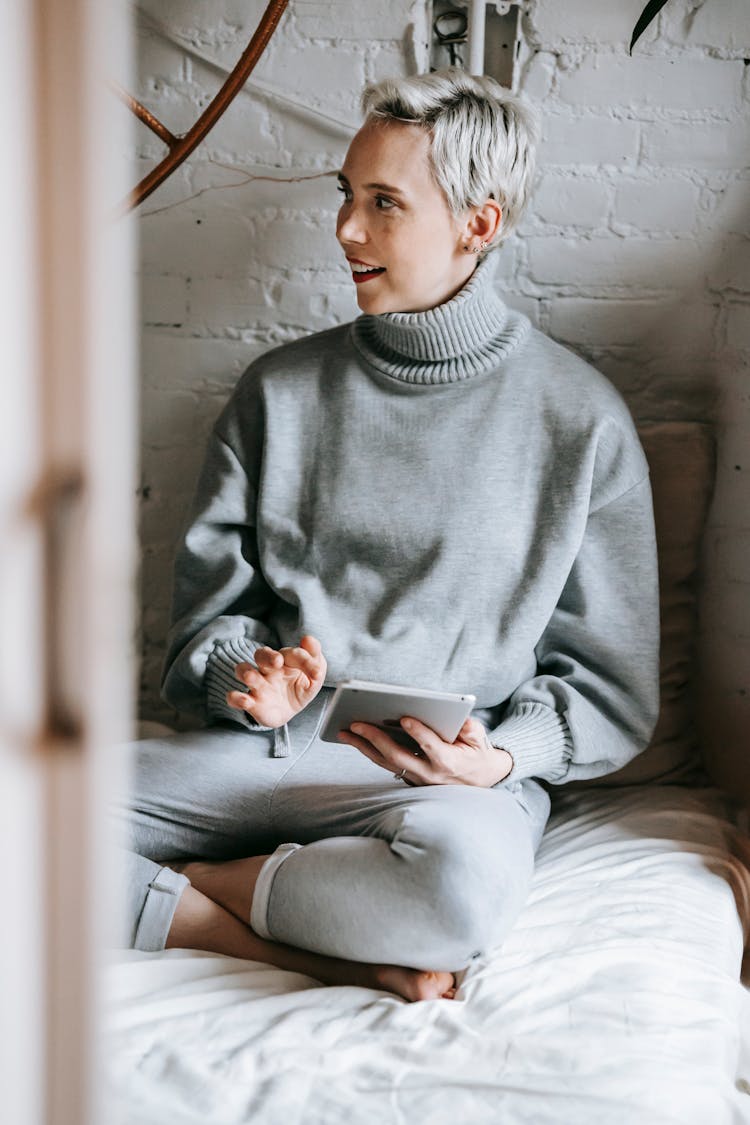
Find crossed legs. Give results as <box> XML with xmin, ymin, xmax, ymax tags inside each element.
<box><xmin>118</xmin><ymin>725</ymin><xmax>549</xmax><ymax>1002</ymax></box>
<box><xmin>166</xmin><ymin>859</ymin><xmax>457</xmax><ymax>1001</ymax></box>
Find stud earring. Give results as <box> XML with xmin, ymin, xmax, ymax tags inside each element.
<box><xmin>473</xmin><ymin>240</ymin><xmax>488</xmax><ymax>255</ymax></box>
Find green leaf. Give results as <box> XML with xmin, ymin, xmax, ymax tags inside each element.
<box><xmin>630</xmin><ymin>0</ymin><xmax>671</xmax><ymax>54</ymax></box>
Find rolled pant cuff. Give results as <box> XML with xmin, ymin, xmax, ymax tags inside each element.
<box><xmin>134</xmin><ymin>865</ymin><xmax>190</xmax><ymax>952</ymax></box>
<box><xmin>249</xmin><ymin>843</ymin><xmax>301</xmax><ymax>940</ymax></box>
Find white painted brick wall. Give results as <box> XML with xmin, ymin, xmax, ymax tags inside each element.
<box><xmin>663</xmin><ymin>0</ymin><xmax>750</xmax><ymax>53</ymax></box>
<box><xmin>728</xmin><ymin>305</ymin><xmax>750</xmax><ymax>351</ymax></box>
<box><xmin>529</xmin><ymin>0</ymin><xmax>653</xmax><ymax>47</ymax></box>
<box><xmin>527</xmin><ymin>236</ymin><xmax>705</xmax><ymax>289</ymax></box>
<box><xmin>613</xmin><ymin>177</ymin><xmax>700</xmax><ymax>231</ymax></box>
<box><xmin>136</xmin><ymin>1</ymin><xmax>750</xmax><ymax>769</ymax></box>
<box><xmin>641</xmin><ymin>118</ymin><xmax>750</xmax><ymax>168</ymax></box>
<box><xmin>556</xmin><ymin>56</ymin><xmax>744</xmax><ymax>111</ymax></box>
<box><xmin>539</xmin><ymin>115</ymin><xmax>640</xmax><ymax>166</ymax></box>
<box><xmin>532</xmin><ymin>174</ymin><xmax>610</xmax><ymax>227</ymax></box>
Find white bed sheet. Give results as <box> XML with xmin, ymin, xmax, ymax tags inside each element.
<box><xmin>104</xmin><ymin>786</ymin><xmax>750</xmax><ymax>1125</ymax></box>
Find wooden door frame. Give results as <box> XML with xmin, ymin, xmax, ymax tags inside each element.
<box><xmin>1</xmin><ymin>2</ymin><xmax>136</xmax><ymax>1122</ymax></box>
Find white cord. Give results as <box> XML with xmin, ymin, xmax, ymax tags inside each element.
<box><xmin>468</xmin><ymin>0</ymin><xmax>486</xmax><ymax>76</ymax></box>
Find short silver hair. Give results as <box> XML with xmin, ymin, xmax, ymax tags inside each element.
<box><xmin>361</xmin><ymin>68</ymin><xmax>540</xmax><ymax>248</ymax></box>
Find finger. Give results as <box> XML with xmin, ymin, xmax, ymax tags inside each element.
<box><xmin>282</xmin><ymin>646</ymin><xmax>325</xmax><ymax>679</ymax></box>
<box><xmin>399</xmin><ymin>717</ymin><xmax>444</xmax><ymax>754</ymax></box>
<box><xmin>342</xmin><ymin>734</ymin><xmax>424</xmax><ymax>784</ymax></box>
<box><xmin>456</xmin><ymin>717</ymin><xmax>487</xmax><ymax>747</ymax></box>
<box><xmin>350</xmin><ymin>722</ymin><xmax>418</xmax><ymax>758</ymax></box>
<box><xmin>235</xmin><ymin>661</ymin><xmax>256</xmax><ymax>679</ymax></box>
<box><xmin>463</xmin><ymin>716</ymin><xmax>487</xmax><ymax>737</ymax></box>
<box><xmin>349</xmin><ymin>723</ymin><xmax>431</xmax><ymax>782</ymax></box>
<box><xmin>226</xmin><ymin>689</ymin><xmax>257</xmax><ymax>713</ymax></box>
<box><xmin>298</xmin><ymin>637</ymin><xmax>327</xmax><ymax>682</ymax></box>
<box><xmin>299</xmin><ymin>634</ymin><xmax>322</xmax><ymax>656</ymax></box>
<box><xmin>254</xmin><ymin>647</ymin><xmax>283</xmax><ymax>670</ymax></box>
<box><xmin>337</xmin><ymin>729</ymin><xmax>423</xmax><ymax>779</ymax></box>
<box><xmin>336</xmin><ymin>730</ymin><xmax>390</xmax><ymax>770</ymax></box>
<box><xmin>235</xmin><ymin>666</ymin><xmax>266</xmax><ymax>692</ymax></box>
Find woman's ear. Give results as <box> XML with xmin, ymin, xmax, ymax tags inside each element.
<box><xmin>461</xmin><ymin>199</ymin><xmax>503</xmax><ymax>249</ymax></box>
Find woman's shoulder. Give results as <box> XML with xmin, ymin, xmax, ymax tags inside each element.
<box><xmin>520</xmin><ymin>324</ymin><xmax>649</xmax><ymax>505</ymax></box>
<box><xmin>212</xmin><ymin>323</ymin><xmax>353</xmax><ymax>451</ymax></box>
<box><xmin>528</xmin><ymin>326</ymin><xmax>629</xmax><ymax>405</ymax></box>
<box><xmin>523</xmin><ymin>324</ymin><xmax>633</xmax><ymax>424</ymax></box>
<box><xmin>237</xmin><ymin>322</ymin><xmax>353</xmax><ymax>387</ymax></box>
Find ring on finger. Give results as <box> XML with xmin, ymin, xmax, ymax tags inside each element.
<box><xmin>394</xmin><ymin>767</ymin><xmax>408</xmax><ymax>781</ymax></box>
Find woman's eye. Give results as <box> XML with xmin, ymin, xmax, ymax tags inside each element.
<box><xmin>336</xmin><ymin>185</ymin><xmax>352</xmax><ymax>201</ymax></box>
<box><xmin>375</xmin><ymin>195</ymin><xmax>395</xmax><ymax>210</ymax></box>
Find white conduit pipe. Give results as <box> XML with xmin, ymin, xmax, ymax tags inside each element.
<box><xmin>467</xmin><ymin>0</ymin><xmax>486</xmax><ymax>76</ymax></box>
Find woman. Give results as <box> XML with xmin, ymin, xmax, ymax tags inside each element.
<box><xmin>121</xmin><ymin>69</ymin><xmax>659</xmax><ymax>1003</ymax></box>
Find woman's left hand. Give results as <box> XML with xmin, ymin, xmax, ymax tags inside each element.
<box><xmin>337</xmin><ymin>716</ymin><xmax>513</xmax><ymax>788</ymax></box>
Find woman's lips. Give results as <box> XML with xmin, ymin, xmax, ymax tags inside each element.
<box><xmin>349</xmin><ymin>261</ymin><xmax>386</xmax><ymax>285</ymax></box>
<box><xmin>352</xmin><ymin>268</ymin><xmax>385</xmax><ymax>284</ymax></box>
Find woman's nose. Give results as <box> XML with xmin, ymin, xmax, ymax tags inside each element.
<box><xmin>336</xmin><ymin>204</ymin><xmax>367</xmax><ymax>246</ymax></box>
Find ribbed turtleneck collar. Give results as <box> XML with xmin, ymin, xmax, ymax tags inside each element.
<box><xmin>350</xmin><ymin>253</ymin><xmax>530</xmax><ymax>386</ymax></box>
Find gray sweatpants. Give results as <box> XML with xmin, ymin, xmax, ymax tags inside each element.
<box><xmin>116</xmin><ymin>690</ymin><xmax>551</xmax><ymax>972</ymax></box>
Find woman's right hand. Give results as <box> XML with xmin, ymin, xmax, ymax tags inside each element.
<box><xmin>226</xmin><ymin>634</ymin><xmax>327</xmax><ymax>728</ymax></box>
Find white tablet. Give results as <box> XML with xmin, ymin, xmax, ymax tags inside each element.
<box><xmin>319</xmin><ymin>679</ymin><xmax>476</xmax><ymax>749</ymax></box>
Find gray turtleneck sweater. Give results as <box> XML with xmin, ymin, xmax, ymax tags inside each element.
<box><xmin>161</xmin><ymin>256</ymin><xmax>660</xmax><ymax>785</ymax></box>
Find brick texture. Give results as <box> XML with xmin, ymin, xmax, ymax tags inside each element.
<box><xmin>527</xmin><ymin>236</ymin><xmax>704</xmax><ymax>289</ymax></box>
<box><xmin>557</xmin><ymin>55</ymin><xmax>743</xmax><ymax>112</ymax></box>
<box><xmin>613</xmin><ymin>177</ymin><xmax>700</xmax><ymax>231</ymax></box>
<box><xmin>664</xmin><ymin>0</ymin><xmax>750</xmax><ymax>52</ymax></box>
<box><xmin>527</xmin><ymin>0</ymin><xmax>651</xmax><ymax>47</ymax></box>
<box><xmin>532</xmin><ymin>175</ymin><xmax>610</xmax><ymax>227</ymax></box>
<box><xmin>540</xmin><ymin>114</ymin><xmax>640</xmax><ymax>167</ymax></box>
<box><xmin>136</xmin><ymin>1</ymin><xmax>750</xmax><ymax>761</ymax></box>
<box><xmin>642</xmin><ymin>119</ymin><xmax>750</xmax><ymax>169</ymax></box>
<box><xmin>293</xmin><ymin>0</ymin><xmax>415</xmax><ymax>41</ymax></box>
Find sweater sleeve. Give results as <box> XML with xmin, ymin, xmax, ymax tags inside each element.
<box><xmin>489</xmin><ymin>473</ymin><xmax>660</xmax><ymax>786</ymax></box>
<box><xmin>160</xmin><ymin>424</ymin><xmax>280</xmax><ymax>732</ymax></box>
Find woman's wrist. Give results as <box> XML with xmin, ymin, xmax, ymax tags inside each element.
<box><xmin>484</xmin><ymin>744</ymin><xmax>514</xmax><ymax>787</ymax></box>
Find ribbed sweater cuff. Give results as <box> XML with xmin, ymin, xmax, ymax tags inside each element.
<box><xmin>489</xmin><ymin>701</ymin><xmax>573</xmax><ymax>784</ymax></box>
<box><xmin>206</xmin><ymin>638</ymin><xmax>274</xmax><ymax>732</ymax></box>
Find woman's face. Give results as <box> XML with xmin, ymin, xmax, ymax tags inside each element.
<box><xmin>336</xmin><ymin>120</ymin><xmax>477</xmax><ymax>315</ymax></box>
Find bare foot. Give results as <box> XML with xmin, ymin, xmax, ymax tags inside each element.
<box><xmin>372</xmin><ymin>966</ymin><xmax>457</xmax><ymax>1001</ymax></box>
<box><xmin>269</xmin><ymin>946</ymin><xmax>457</xmax><ymax>1002</ymax></box>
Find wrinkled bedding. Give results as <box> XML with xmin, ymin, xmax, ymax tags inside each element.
<box><xmin>104</xmin><ymin>786</ymin><xmax>750</xmax><ymax>1125</ymax></box>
